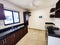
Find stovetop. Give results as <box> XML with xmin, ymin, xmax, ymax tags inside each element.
<box><xmin>45</xmin><ymin>22</ymin><xmax>60</xmax><ymax>38</ymax></box>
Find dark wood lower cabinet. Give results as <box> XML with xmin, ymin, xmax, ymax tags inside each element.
<box><xmin>5</xmin><ymin>34</ymin><xmax>15</xmax><ymax>45</ymax></box>
<box><xmin>0</xmin><ymin>40</ymin><xmax>3</xmax><ymax>45</ymax></box>
<box><xmin>14</xmin><ymin>27</ymin><xmax>28</xmax><ymax>44</ymax></box>
<box><xmin>0</xmin><ymin>27</ymin><xmax>28</xmax><ymax>45</ymax></box>
<box><xmin>0</xmin><ymin>34</ymin><xmax>15</xmax><ymax>45</ymax></box>
<box><xmin>14</xmin><ymin>30</ymin><xmax>22</xmax><ymax>44</ymax></box>
<box><xmin>4</xmin><ymin>35</ymin><xmax>14</xmax><ymax>45</ymax></box>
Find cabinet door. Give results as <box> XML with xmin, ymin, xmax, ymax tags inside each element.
<box><xmin>22</xmin><ymin>27</ymin><xmax>28</xmax><ymax>36</ymax></box>
<box><xmin>15</xmin><ymin>30</ymin><xmax>22</xmax><ymax>43</ymax></box>
<box><xmin>15</xmin><ymin>30</ymin><xmax>20</xmax><ymax>43</ymax></box>
<box><xmin>18</xmin><ymin>29</ymin><xmax>23</xmax><ymax>38</ymax></box>
<box><xmin>55</xmin><ymin>10</ymin><xmax>60</xmax><ymax>18</ymax></box>
<box><xmin>0</xmin><ymin>40</ymin><xmax>3</xmax><ymax>45</ymax></box>
<box><xmin>0</xmin><ymin>3</ymin><xmax>5</xmax><ymax>20</ymax></box>
<box><xmin>24</xmin><ymin>27</ymin><xmax>28</xmax><ymax>34</ymax></box>
<box><xmin>21</xmin><ymin>29</ymin><xmax>25</xmax><ymax>36</ymax></box>
<box><xmin>56</xmin><ymin>0</ymin><xmax>60</xmax><ymax>9</ymax></box>
<box><xmin>5</xmin><ymin>34</ymin><xmax>15</xmax><ymax>45</ymax></box>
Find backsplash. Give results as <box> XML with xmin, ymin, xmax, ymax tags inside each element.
<box><xmin>50</xmin><ymin>18</ymin><xmax>60</xmax><ymax>28</ymax></box>
<box><xmin>54</xmin><ymin>18</ymin><xmax>60</xmax><ymax>28</ymax></box>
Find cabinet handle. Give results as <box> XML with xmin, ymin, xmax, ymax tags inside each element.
<box><xmin>2</xmin><ymin>39</ymin><xmax>6</xmax><ymax>45</ymax></box>
<box><xmin>5</xmin><ymin>39</ymin><xmax>6</xmax><ymax>43</ymax></box>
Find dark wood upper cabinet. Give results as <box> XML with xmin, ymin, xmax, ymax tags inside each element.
<box><xmin>50</xmin><ymin>8</ymin><xmax>55</xmax><ymax>18</ymax></box>
<box><xmin>0</xmin><ymin>3</ymin><xmax>5</xmax><ymax>20</ymax></box>
<box><xmin>50</xmin><ymin>0</ymin><xmax>60</xmax><ymax>18</ymax></box>
<box><xmin>56</xmin><ymin>0</ymin><xmax>60</xmax><ymax>9</ymax></box>
<box><xmin>55</xmin><ymin>0</ymin><xmax>60</xmax><ymax>18</ymax></box>
<box><xmin>50</xmin><ymin>14</ymin><xmax>55</xmax><ymax>18</ymax></box>
<box><xmin>55</xmin><ymin>10</ymin><xmax>60</xmax><ymax>18</ymax></box>
<box><xmin>50</xmin><ymin>8</ymin><xmax>55</xmax><ymax>13</ymax></box>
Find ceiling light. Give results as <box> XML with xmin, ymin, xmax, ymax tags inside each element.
<box><xmin>32</xmin><ymin>0</ymin><xmax>43</xmax><ymax>7</ymax></box>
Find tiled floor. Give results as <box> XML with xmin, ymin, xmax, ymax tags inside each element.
<box><xmin>16</xmin><ymin>29</ymin><xmax>47</xmax><ymax>45</ymax></box>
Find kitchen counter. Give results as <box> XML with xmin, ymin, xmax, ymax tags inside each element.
<box><xmin>0</xmin><ymin>24</ymin><xmax>24</xmax><ymax>40</ymax></box>
<box><xmin>49</xmin><ymin>33</ymin><xmax>60</xmax><ymax>38</ymax></box>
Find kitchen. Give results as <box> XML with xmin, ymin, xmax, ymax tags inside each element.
<box><xmin>0</xmin><ymin>0</ymin><xmax>60</xmax><ymax>45</ymax></box>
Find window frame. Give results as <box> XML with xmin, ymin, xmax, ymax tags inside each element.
<box><xmin>4</xmin><ymin>9</ymin><xmax>20</xmax><ymax>26</ymax></box>
<box><xmin>13</xmin><ymin>11</ymin><xmax>20</xmax><ymax>23</ymax></box>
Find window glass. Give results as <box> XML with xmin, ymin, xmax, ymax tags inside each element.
<box><xmin>13</xmin><ymin>12</ymin><xmax>20</xmax><ymax>23</ymax></box>
<box><xmin>4</xmin><ymin>10</ymin><xmax>13</xmax><ymax>24</ymax></box>
<box><xmin>4</xmin><ymin>9</ymin><xmax>20</xmax><ymax>25</ymax></box>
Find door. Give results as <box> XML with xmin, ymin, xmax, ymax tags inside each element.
<box><xmin>23</xmin><ymin>11</ymin><xmax>30</xmax><ymax>25</ymax></box>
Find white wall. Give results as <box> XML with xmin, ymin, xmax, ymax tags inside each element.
<box><xmin>0</xmin><ymin>0</ymin><xmax>25</xmax><ymax>29</ymax></box>
<box><xmin>0</xmin><ymin>0</ymin><xmax>59</xmax><ymax>30</ymax></box>
<box><xmin>29</xmin><ymin>6</ymin><xmax>56</xmax><ymax>30</ymax></box>
<box><xmin>29</xmin><ymin>4</ymin><xmax>60</xmax><ymax>30</ymax></box>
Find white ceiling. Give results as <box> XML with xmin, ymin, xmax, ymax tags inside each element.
<box><xmin>5</xmin><ymin>0</ymin><xmax>58</xmax><ymax>10</ymax></box>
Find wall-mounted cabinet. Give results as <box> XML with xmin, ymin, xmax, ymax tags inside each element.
<box><xmin>50</xmin><ymin>14</ymin><xmax>55</xmax><ymax>18</ymax></box>
<box><xmin>0</xmin><ymin>3</ymin><xmax>5</xmax><ymax>20</ymax></box>
<box><xmin>56</xmin><ymin>0</ymin><xmax>60</xmax><ymax>10</ymax></box>
<box><xmin>50</xmin><ymin>8</ymin><xmax>55</xmax><ymax>18</ymax></box>
<box><xmin>50</xmin><ymin>0</ymin><xmax>60</xmax><ymax>18</ymax></box>
<box><xmin>55</xmin><ymin>0</ymin><xmax>60</xmax><ymax>18</ymax></box>
<box><xmin>50</xmin><ymin>8</ymin><xmax>55</xmax><ymax>13</ymax></box>
<box><xmin>55</xmin><ymin>9</ymin><xmax>60</xmax><ymax>18</ymax></box>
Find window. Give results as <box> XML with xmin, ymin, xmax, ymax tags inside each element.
<box><xmin>13</xmin><ymin>12</ymin><xmax>20</xmax><ymax>23</ymax></box>
<box><xmin>4</xmin><ymin>9</ymin><xmax>20</xmax><ymax>25</ymax></box>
